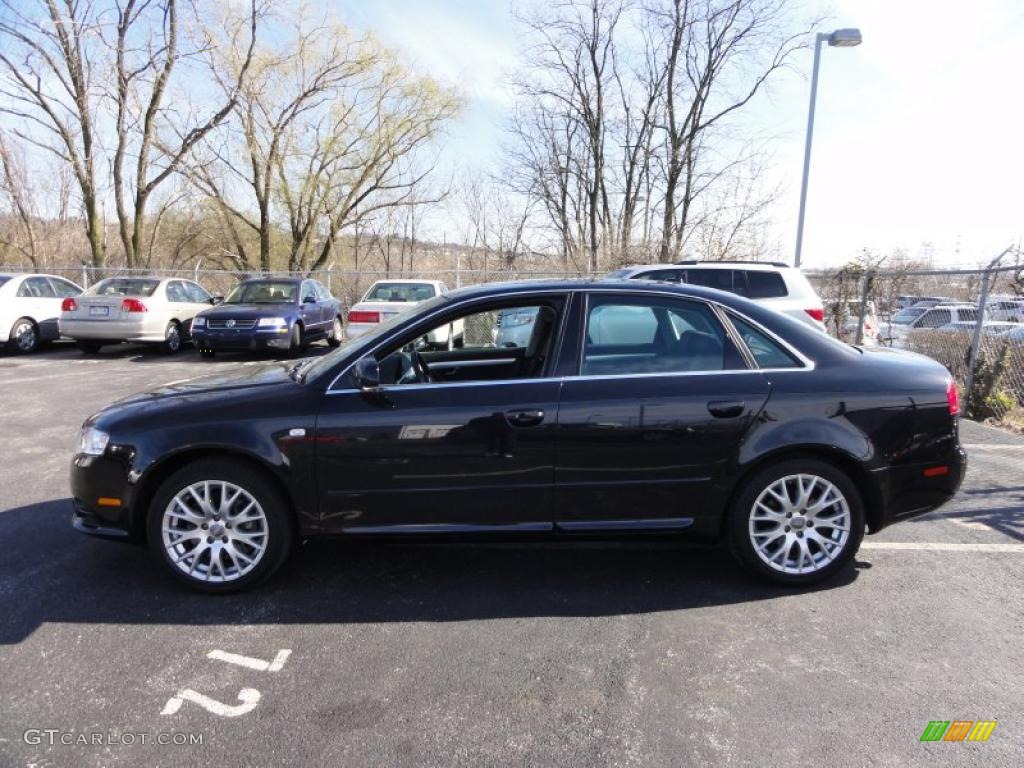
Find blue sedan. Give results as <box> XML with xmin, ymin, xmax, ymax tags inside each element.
<box><xmin>192</xmin><ymin>278</ymin><xmax>342</xmax><ymax>357</ymax></box>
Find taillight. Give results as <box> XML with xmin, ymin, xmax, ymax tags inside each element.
<box><xmin>946</xmin><ymin>379</ymin><xmax>960</xmax><ymax>416</ymax></box>
<box><xmin>121</xmin><ymin>298</ymin><xmax>147</xmax><ymax>313</ymax></box>
<box><xmin>805</xmin><ymin>307</ymin><xmax>825</xmax><ymax>322</ymax></box>
<box><xmin>347</xmin><ymin>310</ymin><xmax>380</xmax><ymax>324</ymax></box>
<box><xmin>61</xmin><ymin>298</ymin><xmax>77</xmax><ymax>312</ymax></box>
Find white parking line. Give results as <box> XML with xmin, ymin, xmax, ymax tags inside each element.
<box><xmin>207</xmin><ymin>649</ymin><xmax>291</xmax><ymax>672</ymax></box>
<box><xmin>961</xmin><ymin>443</ymin><xmax>1024</xmax><ymax>450</ymax></box>
<box><xmin>861</xmin><ymin>542</ymin><xmax>1024</xmax><ymax>552</ymax></box>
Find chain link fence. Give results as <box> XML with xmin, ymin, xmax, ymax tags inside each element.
<box><xmin>806</xmin><ymin>258</ymin><xmax>1024</xmax><ymax>431</ymax></box>
<box><xmin>4</xmin><ymin>257</ymin><xmax>1023</xmax><ymax>430</ymax></box>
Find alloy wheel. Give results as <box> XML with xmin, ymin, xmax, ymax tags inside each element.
<box><xmin>748</xmin><ymin>473</ymin><xmax>851</xmax><ymax>575</ymax></box>
<box><xmin>161</xmin><ymin>480</ymin><xmax>268</xmax><ymax>583</ymax></box>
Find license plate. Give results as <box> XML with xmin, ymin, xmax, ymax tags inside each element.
<box><xmin>89</xmin><ymin>306</ymin><xmax>109</xmax><ymax>317</ymax></box>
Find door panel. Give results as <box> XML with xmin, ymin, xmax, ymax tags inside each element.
<box><xmin>554</xmin><ymin>373</ymin><xmax>770</xmax><ymax>528</ymax></box>
<box><xmin>315</xmin><ymin>381</ymin><xmax>561</xmax><ymax>531</ymax></box>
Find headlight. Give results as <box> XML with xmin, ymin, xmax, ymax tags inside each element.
<box><xmin>78</xmin><ymin>427</ymin><xmax>110</xmax><ymax>456</ymax></box>
<box><xmin>192</xmin><ymin>316</ymin><xmax>206</xmax><ymax>327</ymax></box>
<box><xmin>258</xmin><ymin>317</ymin><xmax>288</xmax><ymax>327</ymax></box>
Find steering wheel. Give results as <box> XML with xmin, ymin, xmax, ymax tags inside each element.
<box><xmin>411</xmin><ymin>350</ymin><xmax>432</xmax><ymax>384</ymax></box>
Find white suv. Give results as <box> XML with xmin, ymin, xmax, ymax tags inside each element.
<box><xmin>607</xmin><ymin>261</ymin><xmax>826</xmax><ymax>330</ymax></box>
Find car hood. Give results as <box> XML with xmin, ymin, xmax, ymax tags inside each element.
<box><xmin>200</xmin><ymin>303</ymin><xmax>295</xmax><ymax>318</ymax></box>
<box><xmin>86</xmin><ymin>363</ymin><xmax>298</xmax><ymax>428</ymax></box>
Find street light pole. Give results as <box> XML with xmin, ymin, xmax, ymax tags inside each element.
<box><xmin>793</xmin><ymin>28</ymin><xmax>862</xmax><ymax>269</ymax></box>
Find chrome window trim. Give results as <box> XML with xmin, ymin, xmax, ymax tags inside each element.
<box><xmin>427</xmin><ymin>357</ymin><xmax>518</xmax><ymax>369</ymax></box>
<box><xmin>326</xmin><ymin>285</ymin><xmax>815</xmax><ymax>392</ymax></box>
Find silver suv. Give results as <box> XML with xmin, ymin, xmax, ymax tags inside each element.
<box><xmin>607</xmin><ymin>261</ymin><xmax>826</xmax><ymax>330</ymax></box>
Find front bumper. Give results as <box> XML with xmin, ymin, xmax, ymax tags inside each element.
<box><xmin>193</xmin><ymin>326</ymin><xmax>293</xmax><ymax>352</ymax></box>
<box><xmin>869</xmin><ymin>445</ymin><xmax>967</xmax><ymax>532</ymax></box>
<box><xmin>70</xmin><ymin>450</ymin><xmax>140</xmax><ymax>541</ymax></box>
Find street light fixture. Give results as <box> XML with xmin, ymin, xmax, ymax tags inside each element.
<box><xmin>793</xmin><ymin>27</ymin><xmax>862</xmax><ymax>269</ymax></box>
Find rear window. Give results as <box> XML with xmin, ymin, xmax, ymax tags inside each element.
<box><xmin>364</xmin><ymin>282</ymin><xmax>437</xmax><ymax>302</ymax></box>
<box><xmin>0</xmin><ymin>276</ymin><xmax>10</xmax><ymax>287</ymax></box>
<box><xmin>88</xmin><ymin>278</ymin><xmax>159</xmax><ymax>297</ymax></box>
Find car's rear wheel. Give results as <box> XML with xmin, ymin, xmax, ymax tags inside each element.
<box><xmin>728</xmin><ymin>459</ymin><xmax>864</xmax><ymax>586</ymax></box>
<box><xmin>76</xmin><ymin>339</ymin><xmax>105</xmax><ymax>354</ymax></box>
<box><xmin>147</xmin><ymin>459</ymin><xmax>293</xmax><ymax>593</ymax></box>
<box><xmin>158</xmin><ymin>321</ymin><xmax>181</xmax><ymax>354</ymax></box>
<box><xmin>8</xmin><ymin>317</ymin><xmax>38</xmax><ymax>354</ymax></box>
<box><xmin>327</xmin><ymin>317</ymin><xmax>342</xmax><ymax>347</ymax></box>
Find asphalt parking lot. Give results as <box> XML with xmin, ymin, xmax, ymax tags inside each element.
<box><xmin>1</xmin><ymin>341</ymin><xmax>1022</xmax><ymax>767</ymax></box>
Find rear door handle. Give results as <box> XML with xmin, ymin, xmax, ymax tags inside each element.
<box><xmin>707</xmin><ymin>400</ymin><xmax>745</xmax><ymax>419</ymax></box>
<box><xmin>505</xmin><ymin>409</ymin><xmax>545</xmax><ymax>427</ymax></box>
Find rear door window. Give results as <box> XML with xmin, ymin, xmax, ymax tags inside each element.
<box><xmin>583</xmin><ymin>294</ymin><xmax>742</xmax><ymax>375</ymax></box>
<box><xmin>742</xmin><ymin>270</ymin><xmax>788</xmax><ymax>299</ymax></box>
<box><xmin>48</xmin><ymin>278</ymin><xmax>81</xmax><ymax>297</ymax></box>
<box><xmin>683</xmin><ymin>269</ymin><xmax>734</xmax><ymax>294</ymax></box>
<box><xmin>918</xmin><ymin>309</ymin><xmax>951</xmax><ymax>328</ymax></box>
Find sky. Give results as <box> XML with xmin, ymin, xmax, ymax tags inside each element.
<box><xmin>344</xmin><ymin>0</ymin><xmax>1024</xmax><ymax>269</ymax></box>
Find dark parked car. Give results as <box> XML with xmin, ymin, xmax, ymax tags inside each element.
<box><xmin>191</xmin><ymin>277</ymin><xmax>342</xmax><ymax>357</ymax></box>
<box><xmin>71</xmin><ymin>279</ymin><xmax>966</xmax><ymax>592</ymax></box>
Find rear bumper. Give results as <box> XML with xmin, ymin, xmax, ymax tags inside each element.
<box><xmin>869</xmin><ymin>446</ymin><xmax>967</xmax><ymax>532</ymax></box>
<box><xmin>61</xmin><ymin>317</ymin><xmax>164</xmax><ymax>342</ymax></box>
<box><xmin>344</xmin><ymin>322</ymin><xmax>375</xmax><ymax>339</ymax></box>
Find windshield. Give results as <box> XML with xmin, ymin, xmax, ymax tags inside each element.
<box><xmin>0</xmin><ymin>276</ymin><xmax>10</xmax><ymax>287</ymax></box>
<box><xmin>891</xmin><ymin>307</ymin><xmax>926</xmax><ymax>324</ymax></box>
<box><xmin>224</xmin><ymin>281</ymin><xmax>298</xmax><ymax>304</ymax></box>
<box><xmin>88</xmin><ymin>278</ymin><xmax>159</xmax><ymax>297</ymax></box>
<box><xmin>299</xmin><ymin>294</ymin><xmax>450</xmax><ymax>385</ymax></box>
<box><xmin>363</xmin><ymin>282</ymin><xmax>437</xmax><ymax>302</ymax></box>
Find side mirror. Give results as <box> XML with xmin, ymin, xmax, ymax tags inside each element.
<box><xmin>303</xmin><ymin>295</ymin><xmax>317</xmax><ymax>304</ymax></box>
<box><xmin>352</xmin><ymin>357</ymin><xmax>380</xmax><ymax>390</ymax></box>
<box><xmin>210</xmin><ymin>296</ymin><xmax>224</xmax><ymax>305</ymax></box>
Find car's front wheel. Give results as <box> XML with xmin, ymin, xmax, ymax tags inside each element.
<box><xmin>147</xmin><ymin>459</ymin><xmax>294</xmax><ymax>593</ymax></box>
<box><xmin>327</xmin><ymin>317</ymin><xmax>342</xmax><ymax>347</ymax></box>
<box><xmin>728</xmin><ymin>459</ymin><xmax>865</xmax><ymax>586</ymax></box>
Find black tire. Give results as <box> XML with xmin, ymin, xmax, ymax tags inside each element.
<box><xmin>327</xmin><ymin>317</ymin><xmax>343</xmax><ymax>347</ymax></box>
<box><xmin>158</xmin><ymin>321</ymin><xmax>182</xmax><ymax>354</ymax></box>
<box><xmin>727</xmin><ymin>458</ymin><xmax>865</xmax><ymax>587</ymax></box>
<box><xmin>76</xmin><ymin>339</ymin><xmax>104</xmax><ymax>354</ymax></box>
<box><xmin>146</xmin><ymin>458</ymin><xmax>294</xmax><ymax>593</ymax></box>
<box><xmin>200</xmin><ymin>349</ymin><xmax>216</xmax><ymax>359</ymax></box>
<box><xmin>7</xmin><ymin>317</ymin><xmax>39</xmax><ymax>354</ymax></box>
<box><xmin>288</xmin><ymin>323</ymin><xmax>303</xmax><ymax>357</ymax></box>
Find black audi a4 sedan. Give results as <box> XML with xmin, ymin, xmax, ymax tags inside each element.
<box><xmin>71</xmin><ymin>279</ymin><xmax>966</xmax><ymax>592</ymax></box>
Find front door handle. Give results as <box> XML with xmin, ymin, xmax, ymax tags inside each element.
<box><xmin>505</xmin><ymin>409</ymin><xmax>545</xmax><ymax>427</ymax></box>
<box><xmin>707</xmin><ymin>400</ymin><xmax>745</xmax><ymax>419</ymax></box>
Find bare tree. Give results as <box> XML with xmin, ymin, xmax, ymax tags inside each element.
<box><xmin>110</xmin><ymin>0</ymin><xmax>257</xmax><ymax>267</ymax></box>
<box><xmin>653</xmin><ymin>0</ymin><xmax>810</xmax><ymax>261</ymax></box>
<box><xmin>0</xmin><ymin>0</ymin><xmax>107</xmax><ymax>266</ymax></box>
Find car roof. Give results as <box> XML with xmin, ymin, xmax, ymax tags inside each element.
<box><xmin>370</xmin><ymin>279</ymin><xmax>443</xmax><ymax>285</ymax></box>
<box><xmin>239</xmin><ymin>277</ymin><xmax>302</xmax><ymax>285</ymax></box>
<box><xmin>615</xmin><ymin>261</ymin><xmax>793</xmax><ymax>273</ymax></box>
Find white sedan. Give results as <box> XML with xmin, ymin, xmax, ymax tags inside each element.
<box><xmin>60</xmin><ymin>277</ymin><xmax>216</xmax><ymax>354</ymax></box>
<box><xmin>0</xmin><ymin>272</ymin><xmax>83</xmax><ymax>353</ymax></box>
<box><xmin>346</xmin><ymin>279</ymin><xmax>464</xmax><ymax>348</ymax></box>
